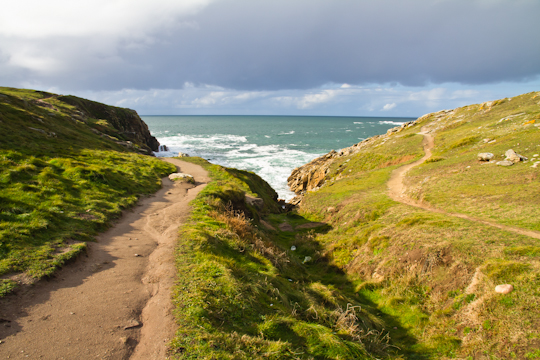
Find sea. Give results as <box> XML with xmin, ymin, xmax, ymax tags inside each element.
<box><xmin>142</xmin><ymin>115</ymin><xmax>416</xmax><ymax>200</ymax></box>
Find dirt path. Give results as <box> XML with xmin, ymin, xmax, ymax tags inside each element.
<box><xmin>387</xmin><ymin>129</ymin><xmax>540</xmax><ymax>240</ymax></box>
<box><xmin>0</xmin><ymin>159</ymin><xmax>209</xmax><ymax>359</ymax></box>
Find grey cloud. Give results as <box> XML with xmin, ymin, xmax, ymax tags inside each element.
<box><xmin>2</xmin><ymin>0</ymin><xmax>540</xmax><ymax>92</ymax></box>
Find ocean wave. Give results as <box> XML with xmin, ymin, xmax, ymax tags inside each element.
<box><xmin>378</xmin><ymin>120</ymin><xmax>406</xmax><ymax>125</ymax></box>
<box><xmin>154</xmin><ymin>133</ymin><xmax>320</xmax><ymax>200</ymax></box>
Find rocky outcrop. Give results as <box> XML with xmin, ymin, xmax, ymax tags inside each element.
<box><xmin>287</xmin><ymin>120</ymin><xmax>417</xmax><ymax>198</ymax></box>
<box><xmin>57</xmin><ymin>95</ymin><xmax>160</xmax><ymax>152</ymax></box>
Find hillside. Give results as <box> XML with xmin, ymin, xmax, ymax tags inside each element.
<box><xmin>284</xmin><ymin>91</ymin><xmax>540</xmax><ymax>358</ymax></box>
<box><xmin>0</xmin><ymin>87</ymin><xmax>175</xmax><ymax>295</ymax></box>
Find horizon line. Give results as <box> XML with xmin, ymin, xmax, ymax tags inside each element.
<box><xmin>139</xmin><ymin>114</ymin><xmax>419</xmax><ymax>119</ymax></box>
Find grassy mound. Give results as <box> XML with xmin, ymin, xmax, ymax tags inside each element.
<box><xmin>0</xmin><ymin>87</ymin><xmax>175</xmax><ymax>293</ymax></box>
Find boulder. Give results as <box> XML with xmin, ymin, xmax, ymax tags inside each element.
<box><xmin>505</xmin><ymin>149</ymin><xmax>527</xmax><ymax>163</ymax></box>
<box><xmin>478</xmin><ymin>152</ymin><xmax>494</xmax><ymax>161</ymax></box>
<box><xmin>496</xmin><ymin>160</ymin><xmax>514</xmax><ymax>166</ymax></box>
<box><xmin>168</xmin><ymin>173</ymin><xmax>195</xmax><ymax>183</ymax></box>
<box><xmin>177</xmin><ymin>152</ymin><xmax>190</xmax><ymax>157</ymax></box>
<box><xmin>495</xmin><ymin>284</ymin><xmax>514</xmax><ymax>294</ymax></box>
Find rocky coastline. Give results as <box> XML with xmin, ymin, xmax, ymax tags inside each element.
<box><xmin>287</xmin><ymin>119</ymin><xmax>417</xmax><ymax>205</ymax></box>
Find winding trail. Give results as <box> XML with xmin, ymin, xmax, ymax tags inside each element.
<box><xmin>0</xmin><ymin>159</ymin><xmax>209</xmax><ymax>359</ymax></box>
<box><xmin>387</xmin><ymin>129</ymin><xmax>540</xmax><ymax>240</ymax></box>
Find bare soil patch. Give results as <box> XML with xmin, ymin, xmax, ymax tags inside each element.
<box><xmin>295</xmin><ymin>222</ymin><xmax>326</xmax><ymax>230</ymax></box>
<box><xmin>0</xmin><ymin>159</ymin><xmax>209</xmax><ymax>359</ymax></box>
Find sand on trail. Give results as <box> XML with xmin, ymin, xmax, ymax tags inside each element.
<box><xmin>0</xmin><ymin>158</ymin><xmax>209</xmax><ymax>359</ymax></box>
<box><xmin>387</xmin><ymin>128</ymin><xmax>540</xmax><ymax>240</ymax></box>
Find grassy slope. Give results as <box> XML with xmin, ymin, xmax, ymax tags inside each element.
<box><xmin>0</xmin><ymin>87</ymin><xmax>175</xmax><ymax>295</ymax></box>
<box><xmin>296</xmin><ymin>91</ymin><xmax>540</xmax><ymax>359</ymax></box>
<box><xmin>171</xmin><ymin>158</ymin><xmax>420</xmax><ymax>360</ymax></box>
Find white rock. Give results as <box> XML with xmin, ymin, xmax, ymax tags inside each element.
<box><xmin>495</xmin><ymin>284</ymin><xmax>514</xmax><ymax>294</ymax></box>
<box><xmin>496</xmin><ymin>160</ymin><xmax>514</xmax><ymax>166</ymax></box>
<box><xmin>290</xmin><ymin>246</ymin><xmax>296</xmax><ymax>251</ymax></box>
<box><xmin>505</xmin><ymin>149</ymin><xmax>527</xmax><ymax>163</ymax></box>
<box><xmin>168</xmin><ymin>173</ymin><xmax>194</xmax><ymax>182</ymax></box>
<box><xmin>478</xmin><ymin>153</ymin><xmax>494</xmax><ymax>161</ymax></box>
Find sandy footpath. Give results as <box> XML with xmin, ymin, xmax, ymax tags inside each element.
<box><xmin>0</xmin><ymin>159</ymin><xmax>209</xmax><ymax>359</ymax></box>
<box><xmin>388</xmin><ymin>129</ymin><xmax>540</xmax><ymax>240</ymax></box>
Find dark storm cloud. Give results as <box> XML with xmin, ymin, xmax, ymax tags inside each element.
<box><xmin>3</xmin><ymin>0</ymin><xmax>540</xmax><ymax>92</ymax></box>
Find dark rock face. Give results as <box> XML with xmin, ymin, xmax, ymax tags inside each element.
<box><xmin>58</xmin><ymin>96</ymin><xmax>160</xmax><ymax>152</ymax></box>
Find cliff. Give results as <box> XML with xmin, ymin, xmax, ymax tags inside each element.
<box><xmin>0</xmin><ymin>87</ymin><xmax>159</xmax><ymax>155</ymax></box>
<box><xmin>58</xmin><ymin>95</ymin><xmax>160</xmax><ymax>152</ymax></box>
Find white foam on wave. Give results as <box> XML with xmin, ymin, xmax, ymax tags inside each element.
<box><xmin>379</xmin><ymin>120</ymin><xmax>406</xmax><ymax>125</ymax></box>
<box><xmin>278</xmin><ymin>131</ymin><xmax>295</xmax><ymax>135</ymax></box>
<box><xmin>155</xmin><ymin>133</ymin><xmax>320</xmax><ymax>200</ymax></box>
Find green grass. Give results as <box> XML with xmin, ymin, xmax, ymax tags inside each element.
<box><xmin>0</xmin><ymin>87</ymin><xmax>175</xmax><ymax>292</ymax></box>
<box><xmin>170</xmin><ymin>158</ymin><xmax>434</xmax><ymax>359</ymax></box>
<box><xmin>287</xmin><ymin>91</ymin><xmax>540</xmax><ymax>358</ymax></box>
<box><xmin>406</xmin><ymin>91</ymin><xmax>540</xmax><ymax>230</ymax></box>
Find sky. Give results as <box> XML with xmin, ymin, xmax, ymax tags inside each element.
<box><xmin>1</xmin><ymin>0</ymin><xmax>539</xmax><ymax>117</ymax></box>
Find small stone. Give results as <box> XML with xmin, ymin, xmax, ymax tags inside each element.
<box><xmin>496</xmin><ymin>160</ymin><xmax>514</xmax><ymax>166</ymax></box>
<box><xmin>327</xmin><ymin>207</ymin><xmax>335</xmax><ymax>213</ymax></box>
<box><xmin>302</xmin><ymin>256</ymin><xmax>312</xmax><ymax>264</ymax></box>
<box><xmin>134</xmin><ymin>254</ymin><xmax>141</xmax><ymax>257</ymax></box>
<box><xmin>288</xmin><ymin>279</ymin><xmax>293</xmax><ymax>282</ymax></box>
<box><xmin>495</xmin><ymin>284</ymin><xmax>514</xmax><ymax>294</ymax></box>
<box><xmin>290</xmin><ymin>246</ymin><xmax>296</xmax><ymax>251</ymax></box>
<box><xmin>124</xmin><ymin>320</ymin><xmax>141</xmax><ymax>330</ymax></box>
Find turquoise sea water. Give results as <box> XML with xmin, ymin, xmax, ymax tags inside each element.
<box><xmin>142</xmin><ymin>115</ymin><xmax>415</xmax><ymax>199</ymax></box>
